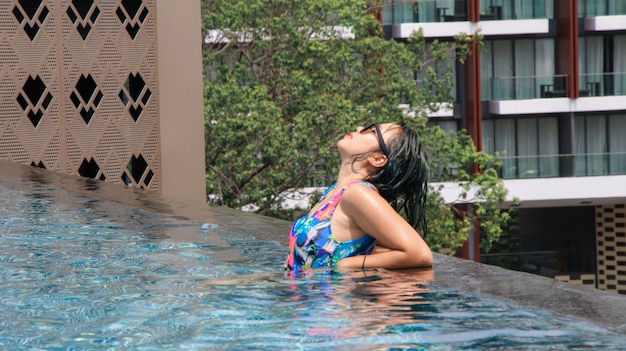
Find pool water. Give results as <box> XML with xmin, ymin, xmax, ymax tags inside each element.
<box><xmin>1</xmin><ymin>177</ymin><xmax>626</xmax><ymax>350</ymax></box>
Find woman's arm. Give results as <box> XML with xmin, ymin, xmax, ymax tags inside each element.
<box><xmin>335</xmin><ymin>184</ymin><xmax>433</xmax><ymax>269</ymax></box>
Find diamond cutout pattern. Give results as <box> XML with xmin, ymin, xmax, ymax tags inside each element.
<box><xmin>31</xmin><ymin>161</ymin><xmax>46</xmax><ymax>169</ymax></box>
<box><xmin>13</xmin><ymin>0</ymin><xmax>49</xmax><ymax>41</ymax></box>
<box><xmin>116</xmin><ymin>0</ymin><xmax>149</xmax><ymax>40</ymax></box>
<box><xmin>67</xmin><ymin>0</ymin><xmax>100</xmax><ymax>40</ymax></box>
<box><xmin>122</xmin><ymin>154</ymin><xmax>152</xmax><ymax>188</ymax></box>
<box><xmin>4</xmin><ymin>0</ymin><xmax>160</xmax><ymax>192</ymax></box>
<box><xmin>70</xmin><ymin>74</ymin><xmax>103</xmax><ymax>124</ymax></box>
<box><xmin>79</xmin><ymin>158</ymin><xmax>106</xmax><ymax>180</ymax></box>
<box><xmin>18</xmin><ymin>76</ymin><xmax>53</xmax><ymax>127</ymax></box>
<box><xmin>119</xmin><ymin>73</ymin><xmax>151</xmax><ymax>122</ymax></box>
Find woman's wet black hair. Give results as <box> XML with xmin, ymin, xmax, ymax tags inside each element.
<box><xmin>365</xmin><ymin>122</ymin><xmax>429</xmax><ymax>237</ymax></box>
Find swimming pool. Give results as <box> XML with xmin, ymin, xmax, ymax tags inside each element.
<box><xmin>1</xmin><ymin>162</ymin><xmax>626</xmax><ymax>350</ymax></box>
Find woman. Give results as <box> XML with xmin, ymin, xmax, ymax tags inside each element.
<box><xmin>285</xmin><ymin>122</ymin><xmax>433</xmax><ymax>273</ymax></box>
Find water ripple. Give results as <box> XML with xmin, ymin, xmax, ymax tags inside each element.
<box><xmin>1</xmin><ymin>183</ymin><xmax>625</xmax><ymax>350</ymax></box>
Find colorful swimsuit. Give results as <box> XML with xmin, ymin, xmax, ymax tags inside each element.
<box><xmin>284</xmin><ymin>180</ymin><xmax>377</xmax><ymax>273</ymax></box>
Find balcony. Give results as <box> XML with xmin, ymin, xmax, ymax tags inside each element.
<box><xmin>480</xmin><ymin>0</ymin><xmax>549</xmax><ymax>20</ymax></box>
<box><xmin>495</xmin><ymin>152</ymin><xmax>626</xmax><ymax>179</ymax></box>
<box><xmin>579</xmin><ymin>0</ymin><xmax>626</xmax><ymax>17</ymax></box>
<box><xmin>581</xmin><ymin>0</ymin><xmax>626</xmax><ymax>31</ymax></box>
<box><xmin>492</xmin><ymin>75</ymin><xmax>568</xmax><ymax>101</ymax></box>
<box><xmin>389</xmin><ymin>1</ymin><xmax>549</xmax><ymax>38</ymax></box>
<box><xmin>385</xmin><ymin>0</ymin><xmax>547</xmax><ymax>25</ymax></box>
<box><xmin>489</xmin><ymin>73</ymin><xmax>626</xmax><ymax>115</ymax></box>
<box><xmin>579</xmin><ymin>72</ymin><xmax>626</xmax><ymax>97</ymax></box>
<box><xmin>385</xmin><ymin>0</ymin><xmax>467</xmax><ymax>25</ymax></box>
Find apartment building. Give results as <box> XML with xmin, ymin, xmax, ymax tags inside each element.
<box><xmin>383</xmin><ymin>0</ymin><xmax>626</xmax><ymax>294</ymax></box>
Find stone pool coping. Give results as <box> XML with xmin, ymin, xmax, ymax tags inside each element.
<box><xmin>2</xmin><ymin>160</ymin><xmax>626</xmax><ymax>334</ymax></box>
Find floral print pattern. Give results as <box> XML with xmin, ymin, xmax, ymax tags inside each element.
<box><xmin>285</xmin><ymin>181</ymin><xmax>377</xmax><ymax>274</ymax></box>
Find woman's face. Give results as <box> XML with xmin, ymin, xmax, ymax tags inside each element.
<box><xmin>338</xmin><ymin>123</ymin><xmax>401</xmax><ymax>158</ymax></box>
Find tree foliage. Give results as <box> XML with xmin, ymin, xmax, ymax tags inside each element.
<box><xmin>201</xmin><ymin>0</ymin><xmax>512</xmax><ymax>254</ymax></box>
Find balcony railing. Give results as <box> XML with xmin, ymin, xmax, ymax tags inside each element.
<box><xmin>579</xmin><ymin>0</ymin><xmax>626</xmax><ymax>17</ymax></box>
<box><xmin>579</xmin><ymin>72</ymin><xmax>626</xmax><ymax>97</ymax></box>
<box><xmin>385</xmin><ymin>0</ymin><xmax>548</xmax><ymax>24</ymax></box>
<box><xmin>494</xmin><ymin>152</ymin><xmax>626</xmax><ymax>179</ymax></box>
<box><xmin>480</xmin><ymin>0</ymin><xmax>548</xmax><ymax>20</ymax></box>
<box><xmin>491</xmin><ymin>73</ymin><xmax>626</xmax><ymax>101</ymax></box>
<box><xmin>386</xmin><ymin>0</ymin><xmax>468</xmax><ymax>24</ymax></box>
<box><xmin>492</xmin><ymin>74</ymin><xmax>568</xmax><ymax>101</ymax></box>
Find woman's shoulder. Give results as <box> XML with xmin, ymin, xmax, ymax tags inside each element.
<box><xmin>341</xmin><ymin>180</ymin><xmax>383</xmax><ymax>205</ymax></box>
<box><xmin>340</xmin><ymin>180</ymin><xmax>398</xmax><ymax>226</ymax></box>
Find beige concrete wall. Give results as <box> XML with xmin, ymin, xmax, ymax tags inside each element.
<box><xmin>0</xmin><ymin>0</ymin><xmax>206</xmax><ymax>203</ymax></box>
<box><xmin>155</xmin><ymin>0</ymin><xmax>206</xmax><ymax>203</ymax></box>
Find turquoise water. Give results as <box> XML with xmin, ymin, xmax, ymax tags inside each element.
<box><xmin>1</xmin><ymin>180</ymin><xmax>625</xmax><ymax>350</ymax></box>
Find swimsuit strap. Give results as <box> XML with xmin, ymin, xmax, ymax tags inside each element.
<box><xmin>331</xmin><ymin>180</ymin><xmax>377</xmax><ymax>200</ymax></box>
<box><xmin>324</xmin><ymin>180</ymin><xmax>377</xmax><ymax>213</ymax></box>
<box><xmin>339</xmin><ymin>180</ymin><xmax>376</xmax><ymax>195</ymax></box>
<box><xmin>310</xmin><ymin>181</ymin><xmax>377</xmax><ymax>220</ymax></box>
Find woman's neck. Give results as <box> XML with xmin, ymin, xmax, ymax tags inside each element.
<box><xmin>335</xmin><ymin>162</ymin><xmax>368</xmax><ymax>188</ymax></box>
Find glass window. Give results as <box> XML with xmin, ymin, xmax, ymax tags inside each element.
<box><xmin>492</xmin><ymin>40</ymin><xmax>513</xmax><ymax>100</ymax></box>
<box><xmin>610</xmin><ymin>0</ymin><xmax>626</xmax><ymax>15</ymax></box>
<box><xmin>586</xmin><ymin>0</ymin><xmax>626</xmax><ymax>16</ymax></box>
<box><xmin>484</xmin><ymin>38</ymin><xmax>555</xmax><ymax>100</ymax></box>
<box><xmin>485</xmin><ymin>0</ymin><xmax>548</xmax><ymax>20</ymax></box>
<box><xmin>481</xmin><ymin>39</ymin><xmax>493</xmax><ymax>100</ymax></box>
<box><xmin>538</xmin><ymin>118</ymin><xmax>559</xmax><ymax>177</ymax></box>
<box><xmin>515</xmin><ymin>40</ymin><xmax>535</xmax><ymax>99</ymax></box>
<box><xmin>484</xmin><ymin>116</ymin><xmax>559</xmax><ymax>178</ymax></box>
<box><xmin>575</xmin><ymin>115</ymin><xmax>608</xmax><ymax>176</ymax></box>
<box><xmin>517</xmin><ymin>118</ymin><xmax>538</xmax><ymax>177</ymax></box>
<box><xmin>393</xmin><ymin>2</ymin><xmax>416</xmax><ymax>24</ymax></box>
<box><xmin>579</xmin><ymin>36</ymin><xmax>604</xmax><ymax>95</ymax></box>
<box><xmin>382</xmin><ymin>2</ymin><xmax>393</xmax><ymax>25</ymax></box>
<box><xmin>609</xmin><ymin>114</ymin><xmax>626</xmax><ymax>174</ymax></box>
<box><xmin>545</xmin><ymin>0</ymin><xmax>554</xmax><ymax>18</ymax></box>
<box><xmin>575</xmin><ymin>114</ymin><xmax>626</xmax><ymax>176</ymax></box>
<box><xmin>586</xmin><ymin>115</ymin><xmax>608</xmax><ymax>176</ymax></box>
<box><xmin>535</xmin><ymin>39</ymin><xmax>555</xmax><ymax>95</ymax></box>
<box><xmin>579</xmin><ymin>0</ymin><xmax>604</xmax><ymax>17</ymax></box>
<box><xmin>579</xmin><ymin>35</ymin><xmax>626</xmax><ymax>97</ymax></box>
<box><xmin>615</xmin><ymin>35</ymin><xmax>626</xmax><ymax>95</ymax></box>
<box><xmin>495</xmin><ymin>118</ymin><xmax>516</xmax><ymax>178</ymax></box>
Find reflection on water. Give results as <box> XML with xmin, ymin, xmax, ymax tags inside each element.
<box><xmin>317</xmin><ymin>269</ymin><xmax>436</xmax><ymax>338</ymax></box>
<box><xmin>1</xmin><ymin>166</ymin><xmax>626</xmax><ymax>350</ymax></box>
<box><xmin>201</xmin><ymin>269</ymin><xmax>439</xmax><ymax>349</ymax></box>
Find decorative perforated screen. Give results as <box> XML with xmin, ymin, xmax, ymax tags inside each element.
<box><xmin>596</xmin><ymin>204</ymin><xmax>626</xmax><ymax>295</ymax></box>
<box><xmin>1</xmin><ymin>0</ymin><xmax>160</xmax><ymax>191</ymax></box>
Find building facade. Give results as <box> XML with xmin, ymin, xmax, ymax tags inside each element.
<box><xmin>384</xmin><ymin>0</ymin><xmax>626</xmax><ymax>294</ymax></box>
<box><xmin>0</xmin><ymin>0</ymin><xmax>206</xmax><ymax>203</ymax></box>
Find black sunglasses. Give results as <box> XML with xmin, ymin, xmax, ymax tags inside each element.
<box><xmin>360</xmin><ymin>122</ymin><xmax>389</xmax><ymax>157</ymax></box>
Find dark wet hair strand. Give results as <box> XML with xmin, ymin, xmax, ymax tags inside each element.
<box><xmin>366</xmin><ymin>122</ymin><xmax>429</xmax><ymax>238</ymax></box>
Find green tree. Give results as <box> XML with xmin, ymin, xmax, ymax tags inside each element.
<box><xmin>201</xmin><ymin>0</ymin><xmax>512</xmax><ymax>254</ymax></box>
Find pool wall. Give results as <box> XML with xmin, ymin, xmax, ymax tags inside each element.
<box><xmin>2</xmin><ymin>160</ymin><xmax>626</xmax><ymax>334</ymax></box>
